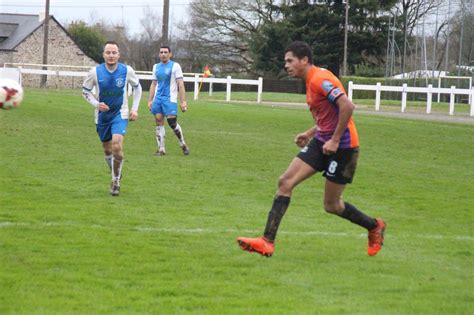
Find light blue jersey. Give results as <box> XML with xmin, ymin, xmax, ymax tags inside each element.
<box><xmin>152</xmin><ymin>61</ymin><xmax>183</xmax><ymax>102</ymax></box>
<box><xmin>150</xmin><ymin>61</ymin><xmax>184</xmax><ymax>116</ymax></box>
<box><xmin>83</xmin><ymin>63</ymin><xmax>140</xmax><ymax>124</ymax></box>
<box><xmin>82</xmin><ymin>62</ymin><xmax>141</xmax><ymax>141</ymax></box>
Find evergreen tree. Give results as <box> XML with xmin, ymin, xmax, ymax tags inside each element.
<box><xmin>68</xmin><ymin>21</ymin><xmax>106</xmax><ymax>63</ymax></box>
<box><xmin>251</xmin><ymin>0</ymin><xmax>397</xmax><ymax>76</ymax></box>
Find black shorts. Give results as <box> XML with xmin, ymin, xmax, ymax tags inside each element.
<box><xmin>297</xmin><ymin>138</ymin><xmax>359</xmax><ymax>185</ymax></box>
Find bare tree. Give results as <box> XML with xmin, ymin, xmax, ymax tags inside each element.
<box><xmin>434</xmin><ymin>20</ymin><xmax>449</xmax><ymax>70</ymax></box>
<box><xmin>446</xmin><ymin>1</ymin><xmax>473</xmax><ymax>71</ymax></box>
<box><xmin>80</xmin><ymin>22</ymin><xmax>130</xmax><ymax>64</ymax></box>
<box><xmin>395</xmin><ymin>0</ymin><xmax>445</xmax><ymax>74</ymax></box>
<box><xmin>183</xmin><ymin>0</ymin><xmax>279</xmax><ymax>75</ymax></box>
<box><xmin>396</xmin><ymin>0</ymin><xmax>443</xmax><ymax>37</ymax></box>
<box><xmin>127</xmin><ymin>7</ymin><xmax>163</xmax><ymax>71</ymax></box>
<box><xmin>140</xmin><ymin>8</ymin><xmax>162</xmax><ymax>43</ymax></box>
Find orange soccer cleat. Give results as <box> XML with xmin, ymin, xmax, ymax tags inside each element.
<box><xmin>237</xmin><ymin>236</ymin><xmax>274</xmax><ymax>257</ymax></box>
<box><xmin>368</xmin><ymin>218</ymin><xmax>386</xmax><ymax>256</ymax></box>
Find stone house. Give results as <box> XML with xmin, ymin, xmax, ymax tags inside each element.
<box><xmin>0</xmin><ymin>13</ymin><xmax>96</xmax><ymax>88</ymax></box>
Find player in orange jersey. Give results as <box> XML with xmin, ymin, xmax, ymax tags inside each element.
<box><xmin>237</xmin><ymin>41</ymin><xmax>385</xmax><ymax>257</ymax></box>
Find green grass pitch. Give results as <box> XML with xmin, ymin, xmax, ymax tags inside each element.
<box><xmin>0</xmin><ymin>89</ymin><xmax>473</xmax><ymax>314</ymax></box>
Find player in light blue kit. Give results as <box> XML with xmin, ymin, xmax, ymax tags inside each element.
<box><xmin>82</xmin><ymin>41</ymin><xmax>142</xmax><ymax>196</ymax></box>
<box><xmin>148</xmin><ymin>46</ymin><xmax>189</xmax><ymax>156</ymax></box>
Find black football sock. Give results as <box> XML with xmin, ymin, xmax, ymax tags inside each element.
<box><xmin>340</xmin><ymin>202</ymin><xmax>377</xmax><ymax>230</ymax></box>
<box><xmin>263</xmin><ymin>195</ymin><xmax>291</xmax><ymax>242</ymax></box>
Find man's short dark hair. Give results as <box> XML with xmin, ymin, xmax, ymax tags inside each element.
<box><xmin>160</xmin><ymin>45</ymin><xmax>171</xmax><ymax>53</ymax></box>
<box><xmin>284</xmin><ymin>41</ymin><xmax>313</xmax><ymax>64</ymax></box>
<box><xmin>104</xmin><ymin>41</ymin><xmax>120</xmax><ymax>49</ymax></box>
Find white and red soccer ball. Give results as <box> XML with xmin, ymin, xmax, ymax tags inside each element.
<box><xmin>0</xmin><ymin>79</ymin><xmax>24</xmax><ymax>109</ymax></box>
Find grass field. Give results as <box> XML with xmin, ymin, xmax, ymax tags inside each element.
<box><xmin>1</xmin><ymin>89</ymin><xmax>473</xmax><ymax>314</ymax></box>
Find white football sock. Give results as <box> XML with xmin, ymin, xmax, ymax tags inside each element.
<box><xmin>173</xmin><ymin>123</ymin><xmax>185</xmax><ymax>146</ymax></box>
<box><xmin>105</xmin><ymin>154</ymin><xmax>113</xmax><ymax>170</ymax></box>
<box><xmin>156</xmin><ymin>126</ymin><xmax>166</xmax><ymax>150</ymax></box>
<box><xmin>111</xmin><ymin>157</ymin><xmax>123</xmax><ymax>181</ymax></box>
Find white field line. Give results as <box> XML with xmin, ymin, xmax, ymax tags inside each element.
<box><xmin>0</xmin><ymin>221</ymin><xmax>473</xmax><ymax>242</ymax></box>
<box><xmin>191</xmin><ymin>130</ymin><xmax>258</xmax><ymax>136</ymax></box>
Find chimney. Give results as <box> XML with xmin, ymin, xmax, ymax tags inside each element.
<box><xmin>39</xmin><ymin>12</ymin><xmax>46</xmax><ymax>22</ymax></box>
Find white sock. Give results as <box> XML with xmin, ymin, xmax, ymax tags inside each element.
<box><xmin>111</xmin><ymin>157</ymin><xmax>123</xmax><ymax>181</ymax></box>
<box><xmin>105</xmin><ymin>154</ymin><xmax>113</xmax><ymax>170</ymax></box>
<box><xmin>173</xmin><ymin>123</ymin><xmax>185</xmax><ymax>146</ymax></box>
<box><xmin>156</xmin><ymin>126</ymin><xmax>166</xmax><ymax>150</ymax></box>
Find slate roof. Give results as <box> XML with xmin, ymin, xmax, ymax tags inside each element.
<box><xmin>0</xmin><ymin>13</ymin><xmax>49</xmax><ymax>51</ymax></box>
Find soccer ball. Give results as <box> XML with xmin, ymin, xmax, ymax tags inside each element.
<box><xmin>0</xmin><ymin>79</ymin><xmax>24</xmax><ymax>109</ymax></box>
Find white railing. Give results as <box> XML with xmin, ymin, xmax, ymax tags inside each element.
<box><xmin>4</xmin><ymin>64</ymin><xmax>263</xmax><ymax>103</ymax></box>
<box><xmin>4</xmin><ymin>62</ymin><xmax>91</xmax><ymax>70</ymax></box>
<box><xmin>348</xmin><ymin>81</ymin><xmax>474</xmax><ymax>116</ymax></box>
<box><xmin>135</xmin><ymin>72</ymin><xmax>263</xmax><ymax>103</ymax></box>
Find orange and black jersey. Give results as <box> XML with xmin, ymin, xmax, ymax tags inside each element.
<box><xmin>305</xmin><ymin>65</ymin><xmax>359</xmax><ymax>149</ymax></box>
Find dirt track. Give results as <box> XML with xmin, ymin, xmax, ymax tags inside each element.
<box><xmin>206</xmin><ymin>99</ymin><xmax>473</xmax><ymax>125</ymax></box>
<box><xmin>258</xmin><ymin>101</ymin><xmax>474</xmax><ymax>125</ymax></box>
<box><xmin>354</xmin><ymin>109</ymin><xmax>474</xmax><ymax>125</ymax></box>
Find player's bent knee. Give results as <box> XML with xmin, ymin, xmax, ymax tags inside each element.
<box><xmin>112</xmin><ymin>150</ymin><xmax>123</xmax><ymax>159</ymax></box>
<box><xmin>278</xmin><ymin>174</ymin><xmax>294</xmax><ymax>193</ymax></box>
<box><xmin>111</xmin><ymin>143</ymin><xmax>122</xmax><ymax>154</ymax></box>
<box><xmin>155</xmin><ymin>114</ymin><xmax>164</xmax><ymax>125</ymax></box>
<box><xmin>323</xmin><ymin>201</ymin><xmax>341</xmax><ymax>214</ymax></box>
<box><xmin>166</xmin><ymin>117</ymin><xmax>177</xmax><ymax>129</ymax></box>
<box><xmin>277</xmin><ymin>174</ymin><xmax>287</xmax><ymax>187</ymax></box>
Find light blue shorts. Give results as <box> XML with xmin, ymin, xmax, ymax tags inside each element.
<box><xmin>151</xmin><ymin>98</ymin><xmax>178</xmax><ymax>116</ymax></box>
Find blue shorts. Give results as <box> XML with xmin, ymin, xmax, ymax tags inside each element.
<box><xmin>151</xmin><ymin>98</ymin><xmax>178</xmax><ymax>116</ymax></box>
<box><xmin>96</xmin><ymin>116</ymin><xmax>128</xmax><ymax>142</ymax></box>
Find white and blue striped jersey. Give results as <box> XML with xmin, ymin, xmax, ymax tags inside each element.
<box><xmin>82</xmin><ymin>63</ymin><xmax>140</xmax><ymax>124</ymax></box>
<box><xmin>152</xmin><ymin>61</ymin><xmax>184</xmax><ymax>103</ymax></box>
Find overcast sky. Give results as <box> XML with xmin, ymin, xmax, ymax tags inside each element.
<box><xmin>1</xmin><ymin>0</ymin><xmax>465</xmax><ymax>37</ymax></box>
<box><xmin>1</xmin><ymin>0</ymin><xmax>192</xmax><ymax>35</ymax></box>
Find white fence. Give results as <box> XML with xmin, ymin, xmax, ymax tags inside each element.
<box><xmin>348</xmin><ymin>81</ymin><xmax>474</xmax><ymax>116</ymax></box>
<box><xmin>3</xmin><ymin>64</ymin><xmax>263</xmax><ymax>103</ymax></box>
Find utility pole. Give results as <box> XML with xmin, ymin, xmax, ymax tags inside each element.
<box><xmin>40</xmin><ymin>0</ymin><xmax>50</xmax><ymax>88</ymax></box>
<box><xmin>342</xmin><ymin>0</ymin><xmax>349</xmax><ymax>76</ymax></box>
<box><xmin>457</xmin><ymin>0</ymin><xmax>465</xmax><ymax>77</ymax></box>
<box><xmin>444</xmin><ymin>0</ymin><xmax>452</xmax><ymax>71</ymax></box>
<box><xmin>422</xmin><ymin>17</ymin><xmax>428</xmax><ymax>86</ymax></box>
<box><xmin>385</xmin><ymin>16</ymin><xmax>392</xmax><ymax>78</ymax></box>
<box><xmin>390</xmin><ymin>14</ymin><xmax>397</xmax><ymax>77</ymax></box>
<box><xmin>162</xmin><ymin>0</ymin><xmax>170</xmax><ymax>45</ymax></box>
<box><xmin>402</xmin><ymin>7</ymin><xmax>408</xmax><ymax>76</ymax></box>
<box><xmin>432</xmin><ymin>5</ymin><xmax>439</xmax><ymax>79</ymax></box>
